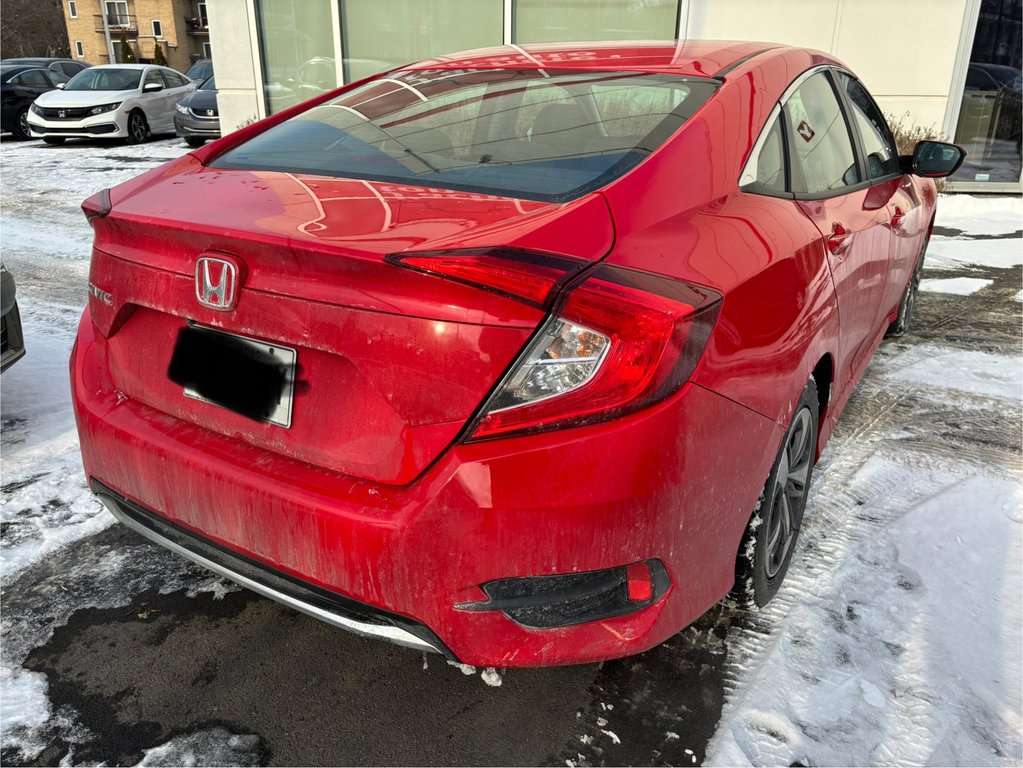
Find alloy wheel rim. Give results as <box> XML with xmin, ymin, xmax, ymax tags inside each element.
<box><xmin>763</xmin><ymin>407</ymin><xmax>813</xmax><ymax>579</ymax></box>
<box><xmin>18</xmin><ymin>110</ymin><xmax>29</xmax><ymax>136</ymax></box>
<box><xmin>131</xmin><ymin>115</ymin><xmax>145</xmax><ymax>141</ymax></box>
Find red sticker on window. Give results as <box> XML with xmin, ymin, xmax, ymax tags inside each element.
<box><xmin>797</xmin><ymin>120</ymin><xmax>815</xmax><ymax>142</ymax></box>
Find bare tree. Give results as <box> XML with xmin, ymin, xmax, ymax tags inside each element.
<box><xmin>0</xmin><ymin>0</ymin><xmax>71</xmax><ymax>58</ymax></box>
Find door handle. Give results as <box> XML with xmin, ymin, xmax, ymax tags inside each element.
<box><xmin>891</xmin><ymin>206</ymin><xmax>905</xmax><ymax>230</ymax></box>
<box><xmin>827</xmin><ymin>222</ymin><xmax>851</xmax><ymax>255</ymax></box>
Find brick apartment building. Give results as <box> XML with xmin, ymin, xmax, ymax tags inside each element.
<box><xmin>62</xmin><ymin>0</ymin><xmax>210</xmax><ymax>73</ymax></box>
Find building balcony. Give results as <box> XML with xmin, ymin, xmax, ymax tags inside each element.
<box><xmin>95</xmin><ymin>13</ymin><xmax>138</xmax><ymax>35</ymax></box>
<box><xmin>185</xmin><ymin>17</ymin><xmax>210</xmax><ymax>35</ymax></box>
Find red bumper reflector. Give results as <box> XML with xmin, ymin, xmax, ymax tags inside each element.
<box><xmin>626</xmin><ymin>561</ymin><xmax>654</xmax><ymax>602</ymax></box>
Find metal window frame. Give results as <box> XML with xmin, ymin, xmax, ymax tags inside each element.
<box><xmin>68</xmin><ymin>0</ymin><xmax>77</xmax><ymax>19</ymax></box>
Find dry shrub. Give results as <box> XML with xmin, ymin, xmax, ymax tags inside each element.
<box><xmin>887</xmin><ymin>112</ymin><xmax>950</xmax><ymax>193</ymax></box>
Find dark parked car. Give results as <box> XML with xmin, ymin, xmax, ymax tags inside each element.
<box><xmin>1</xmin><ymin>57</ymin><xmax>91</xmax><ymax>79</ymax></box>
<box><xmin>184</xmin><ymin>58</ymin><xmax>213</xmax><ymax>83</ymax></box>
<box><xmin>174</xmin><ymin>75</ymin><xmax>219</xmax><ymax>147</ymax></box>
<box><xmin>1</xmin><ymin>262</ymin><xmax>26</xmax><ymax>373</ymax></box>
<box><xmin>1</xmin><ymin>64</ymin><xmax>68</xmax><ymax>139</ymax></box>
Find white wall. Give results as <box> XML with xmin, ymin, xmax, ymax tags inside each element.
<box><xmin>684</xmin><ymin>0</ymin><xmax>971</xmax><ymax>131</ymax></box>
<box><xmin>207</xmin><ymin>0</ymin><xmax>265</xmax><ymax>133</ymax></box>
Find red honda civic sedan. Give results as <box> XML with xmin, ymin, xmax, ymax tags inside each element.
<box><xmin>71</xmin><ymin>41</ymin><xmax>964</xmax><ymax>667</ymax></box>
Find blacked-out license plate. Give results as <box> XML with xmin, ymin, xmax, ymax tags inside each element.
<box><xmin>168</xmin><ymin>325</ymin><xmax>296</xmax><ymax>427</ymax></box>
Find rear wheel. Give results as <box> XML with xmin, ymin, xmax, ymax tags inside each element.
<box><xmin>184</xmin><ymin>136</ymin><xmax>206</xmax><ymax>148</ymax></box>
<box><xmin>886</xmin><ymin>233</ymin><xmax>929</xmax><ymax>337</ymax></box>
<box><xmin>733</xmin><ymin>378</ymin><xmax>818</xmax><ymax>607</ymax></box>
<box><xmin>12</xmin><ymin>108</ymin><xmax>31</xmax><ymax>140</ymax></box>
<box><xmin>126</xmin><ymin>110</ymin><xmax>149</xmax><ymax>144</ymax></box>
<box><xmin>43</xmin><ymin>137</ymin><xmax>65</xmax><ymax>145</ymax></box>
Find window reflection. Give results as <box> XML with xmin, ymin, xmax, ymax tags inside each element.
<box><xmin>953</xmin><ymin>0</ymin><xmax>1022</xmax><ymax>183</ymax></box>
<box><xmin>256</xmin><ymin>0</ymin><xmax>337</xmax><ymax>114</ymax></box>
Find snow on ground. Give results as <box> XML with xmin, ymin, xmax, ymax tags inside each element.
<box><xmin>879</xmin><ymin>346</ymin><xmax>1022</xmax><ymax>402</ymax></box>
<box><xmin>934</xmin><ymin>194</ymin><xmax>1023</xmax><ymax>235</ymax></box>
<box><xmin>135</xmin><ymin>728</ymin><xmax>262</xmax><ymax>767</ymax></box>
<box><xmin>919</xmin><ymin>276</ymin><xmax>993</xmax><ymax>295</ymax></box>
<box><xmin>925</xmin><ymin>238</ymin><xmax>1023</xmax><ymax>271</ymax></box>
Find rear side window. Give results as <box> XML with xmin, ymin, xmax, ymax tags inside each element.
<box><xmin>16</xmin><ymin>69</ymin><xmax>51</xmax><ymax>88</ymax></box>
<box><xmin>836</xmin><ymin>72</ymin><xmax>899</xmax><ymax>179</ymax></box>
<box><xmin>211</xmin><ymin>69</ymin><xmax>718</xmax><ymax>203</ymax></box>
<box><xmin>783</xmin><ymin>72</ymin><xmax>860</xmax><ymax>195</ymax></box>
<box><xmin>754</xmin><ymin>114</ymin><xmax>787</xmax><ymax>193</ymax></box>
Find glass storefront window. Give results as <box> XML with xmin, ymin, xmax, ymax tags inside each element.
<box><xmin>952</xmin><ymin>0</ymin><xmax>1022</xmax><ymax>185</ymax></box>
<box><xmin>256</xmin><ymin>0</ymin><xmax>337</xmax><ymax>115</ymax></box>
<box><xmin>513</xmin><ymin>0</ymin><xmax>679</xmax><ymax>44</ymax></box>
<box><xmin>340</xmin><ymin>0</ymin><xmax>503</xmax><ymax>84</ymax></box>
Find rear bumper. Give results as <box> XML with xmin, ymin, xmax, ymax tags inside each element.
<box><xmin>72</xmin><ymin>309</ymin><xmax>781</xmax><ymax>666</ymax></box>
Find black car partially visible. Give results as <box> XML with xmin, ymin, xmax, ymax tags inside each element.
<box><xmin>1</xmin><ymin>57</ymin><xmax>92</xmax><ymax>79</ymax></box>
<box><xmin>1</xmin><ymin>64</ymin><xmax>67</xmax><ymax>139</ymax></box>
<box><xmin>1</xmin><ymin>262</ymin><xmax>26</xmax><ymax>373</ymax></box>
<box><xmin>174</xmin><ymin>74</ymin><xmax>219</xmax><ymax>147</ymax></box>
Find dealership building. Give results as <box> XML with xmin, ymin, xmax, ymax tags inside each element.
<box><xmin>207</xmin><ymin>0</ymin><xmax>1021</xmax><ymax>192</ymax></box>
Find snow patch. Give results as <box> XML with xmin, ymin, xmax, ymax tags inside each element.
<box><xmin>919</xmin><ymin>277</ymin><xmax>993</xmax><ymax>295</ymax></box>
<box><xmin>135</xmin><ymin>728</ymin><xmax>262</xmax><ymax>767</ymax></box>
<box><xmin>878</xmin><ymin>345</ymin><xmax>1022</xmax><ymax>403</ymax></box>
<box><xmin>0</xmin><ymin>665</ymin><xmax>51</xmax><ymax>759</ymax></box>
<box><xmin>925</xmin><ymin>238</ymin><xmax>1022</xmax><ymax>270</ymax></box>
<box><xmin>935</xmin><ymin>194</ymin><xmax>1023</xmax><ymax>235</ymax></box>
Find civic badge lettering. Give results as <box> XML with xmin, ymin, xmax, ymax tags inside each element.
<box><xmin>195</xmin><ymin>256</ymin><xmax>239</xmax><ymax>310</ymax></box>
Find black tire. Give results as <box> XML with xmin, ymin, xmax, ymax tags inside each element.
<box><xmin>126</xmin><ymin>110</ymin><xmax>149</xmax><ymax>144</ymax></box>
<box><xmin>184</xmin><ymin>136</ymin><xmax>206</xmax><ymax>148</ymax></box>
<box><xmin>733</xmin><ymin>378</ymin><xmax>819</xmax><ymax>608</ymax></box>
<box><xmin>11</xmin><ymin>107</ymin><xmax>31</xmax><ymax>140</ymax></box>
<box><xmin>886</xmin><ymin>232</ymin><xmax>930</xmax><ymax>337</ymax></box>
<box><xmin>43</xmin><ymin>137</ymin><xmax>65</xmax><ymax>145</ymax></box>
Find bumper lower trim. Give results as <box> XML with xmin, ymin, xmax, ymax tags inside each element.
<box><xmin>92</xmin><ymin>479</ymin><xmax>454</xmax><ymax>659</ymax></box>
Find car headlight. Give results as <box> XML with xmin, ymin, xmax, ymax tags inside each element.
<box><xmin>30</xmin><ymin>103</ymin><xmax>42</xmax><ymax>115</ymax></box>
<box><xmin>175</xmin><ymin>103</ymin><xmax>190</xmax><ymax>114</ymax></box>
<box><xmin>89</xmin><ymin>102</ymin><xmax>121</xmax><ymax>115</ymax></box>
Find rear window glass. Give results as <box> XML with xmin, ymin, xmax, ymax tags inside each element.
<box><xmin>211</xmin><ymin>69</ymin><xmax>718</xmax><ymax>202</ymax></box>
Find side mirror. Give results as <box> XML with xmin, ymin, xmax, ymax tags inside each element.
<box><xmin>55</xmin><ymin>82</ymin><xmax>66</xmax><ymax>89</ymax></box>
<box><xmin>143</xmin><ymin>82</ymin><xmax>164</xmax><ymax>93</ymax></box>
<box><xmin>909</xmin><ymin>140</ymin><xmax>966</xmax><ymax>178</ymax></box>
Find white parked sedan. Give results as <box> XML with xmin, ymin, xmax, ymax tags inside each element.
<box><xmin>27</xmin><ymin>64</ymin><xmax>195</xmax><ymax>144</ymax></box>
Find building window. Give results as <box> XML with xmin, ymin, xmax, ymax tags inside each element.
<box><xmin>340</xmin><ymin>0</ymin><xmax>502</xmax><ymax>83</ymax></box>
<box><xmin>202</xmin><ymin>41</ymin><xmax>212</xmax><ymax>58</ymax></box>
<box><xmin>68</xmin><ymin>1</ymin><xmax>77</xmax><ymax>18</ymax></box>
<box><xmin>75</xmin><ymin>40</ymin><xmax>85</xmax><ymax>57</ymax></box>
<box><xmin>197</xmin><ymin>1</ymin><xmax>209</xmax><ymax>28</ymax></box>
<box><xmin>255</xmin><ymin>0</ymin><xmax>337</xmax><ymax>114</ymax></box>
<box><xmin>152</xmin><ymin>19</ymin><xmax>162</xmax><ymax>37</ymax></box>
<box><xmin>105</xmin><ymin>0</ymin><xmax>130</xmax><ymax>27</ymax></box>
<box><xmin>512</xmin><ymin>0</ymin><xmax>679</xmax><ymax>43</ymax></box>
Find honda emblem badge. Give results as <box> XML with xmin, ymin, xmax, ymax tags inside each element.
<box><xmin>195</xmin><ymin>256</ymin><xmax>238</xmax><ymax>310</ymax></box>
<box><xmin>58</xmin><ymin>110</ymin><xmax>66</xmax><ymax>119</ymax></box>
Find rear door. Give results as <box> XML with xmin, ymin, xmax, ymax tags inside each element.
<box><xmin>784</xmin><ymin>70</ymin><xmax>893</xmax><ymax>382</ymax></box>
<box><xmin>834</xmin><ymin>71</ymin><xmax>929</xmax><ymax>322</ymax></box>
<box><xmin>142</xmin><ymin>67</ymin><xmax>174</xmax><ymax>131</ymax></box>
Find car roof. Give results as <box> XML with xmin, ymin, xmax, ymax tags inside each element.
<box><xmin>87</xmin><ymin>63</ymin><xmax>162</xmax><ymax>70</ymax></box>
<box><xmin>407</xmin><ymin>40</ymin><xmax>785</xmax><ymax>78</ymax></box>
<box><xmin>0</xmin><ymin>64</ymin><xmax>49</xmax><ymax>80</ymax></box>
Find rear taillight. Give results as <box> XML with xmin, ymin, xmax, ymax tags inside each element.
<box><xmin>81</xmin><ymin>188</ymin><xmax>112</xmax><ymax>225</ymax></box>
<box><xmin>468</xmin><ymin>265</ymin><xmax>721</xmax><ymax>440</ymax></box>
<box><xmin>386</xmin><ymin>248</ymin><xmax>586</xmax><ymax>309</ymax></box>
